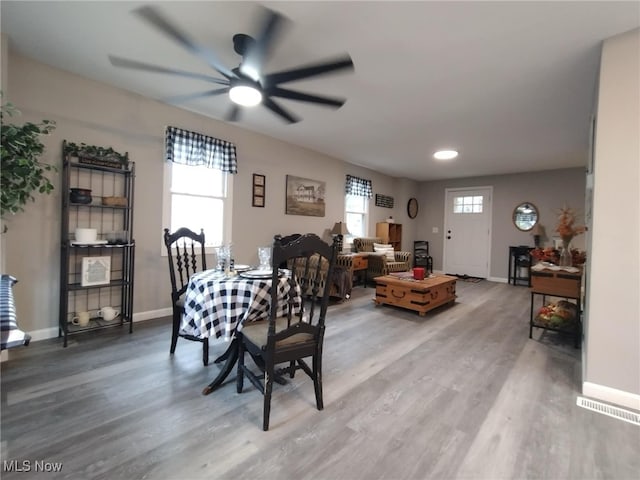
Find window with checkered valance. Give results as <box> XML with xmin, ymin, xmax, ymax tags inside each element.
<box><xmin>345</xmin><ymin>174</ymin><xmax>372</xmax><ymax>198</ymax></box>
<box><xmin>165</xmin><ymin>126</ymin><xmax>237</xmax><ymax>174</ymax></box>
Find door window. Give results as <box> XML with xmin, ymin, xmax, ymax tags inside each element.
<box><xmin>453</xmin><ymin>195</ymin><xmax>483</xmax><ymax>214</ymax></box>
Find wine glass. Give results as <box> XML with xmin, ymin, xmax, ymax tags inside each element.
<box><xmin>216</xmin><ymin>246</ymin><xmax>230</xmax><ymax>272</ymax></box>
<box><xmin>258</xmin><ymin>246</ymin><xmax>271</xmax><ymax>270</ymax></box>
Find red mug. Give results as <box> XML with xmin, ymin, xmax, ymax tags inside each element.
<box><xmin>413</xmin><ymin>267</ymin><xmax>425</xmax><ymax>280</ymax></box>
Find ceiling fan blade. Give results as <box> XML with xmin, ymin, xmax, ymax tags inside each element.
<box><xmin>263</xmin><ymin>97</ymin><xmax>300</xmax><ymax>124</ymax></box>
<box><xmin>226</xmin><ymin>105</ymin><xmax>241</xmax><ymax>122</ymax></box>
<box><xmin>267</xmin><ymin>86</ymin><xmax>346</xmax><ymax>108</ymax></box>
<box><xmin>163</xmin><ymin>88</ymin><xmax>229</xmax><ymax>104</ymax></box>
<box><xmin>240</xmin><ymin>7</ymin><xmax>287</xmax><ymax>80</ymax></box>
<box><xmin>134</xmin><ymin>6</ymin><xmax>235</xmax><ymax>80</ymax></box>
<box><xmin>263</xmin><ymin>55</ymin><xmax>354</xmax><ymax>87</ymax></box>
<box><xmin>109</xmin><ymin>56</ymin><xmax>229</xmax><ymax>85</ymax></box>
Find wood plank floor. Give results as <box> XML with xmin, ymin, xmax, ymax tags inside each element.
<box><xmin>2</xmin><ymin>280</ymin><xmax>639</xmax><ymax>480</ymax></box>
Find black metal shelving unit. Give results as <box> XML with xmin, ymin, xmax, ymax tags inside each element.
<box><xmin>59</xmin><ymin>141</ymin><xmax>135</xmax><ymax>347</ymax></box>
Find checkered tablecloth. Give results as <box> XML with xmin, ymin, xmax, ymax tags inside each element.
<box><xmin>180</xmin><ymin>270</ymin><xmax>301</xmax><ymax>341</ymax></box>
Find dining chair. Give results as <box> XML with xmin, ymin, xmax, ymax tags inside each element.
<box><xmin>163</xmin><ymin>227</ymin><xmax>209</xmax><ymax>366</ymax></box>
<box><xmin>236</xmin><ymin>233</ymin><xmax>339</xmax><ymax>430</ymax></box>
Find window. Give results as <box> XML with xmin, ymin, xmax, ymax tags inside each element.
<box><xmin>162</xmin><ymin>127</ymin><xmax>237</xmax><ymax>253</ymax></box>
<box><xmin>345</xmin><ymin>193</ymin><xmax>368</xmax><ymax>240</ymax></box>
<box><xmin>344</xmin><ymin>174</ymin><xmax>373</xmax><ymax>245</ymax></box>
<box><xmin>453</xmin><ymin>195</ymin><xmax>483</xmax><ymax>214</ymax></box>
<box><xmin>164</xmin><ymin>162</ymin><xmax>233</xmax><ymax>248</ymax></box>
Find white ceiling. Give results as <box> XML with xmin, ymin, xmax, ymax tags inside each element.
<box><xmin>1</xmin><ymin>1</ymin><xmax>638</xmax><ymax>181</ymax></box>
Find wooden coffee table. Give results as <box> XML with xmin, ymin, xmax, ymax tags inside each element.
<box><xmin>374</xmin><ymin>274</ymin><xmax>457</xmax><ymax>316</ymax></box>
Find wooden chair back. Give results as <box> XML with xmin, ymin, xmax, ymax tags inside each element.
<box><xmin>163</xmin><ymin>227</ymin><xmax>207</xmax><ymax>304</ymax></box>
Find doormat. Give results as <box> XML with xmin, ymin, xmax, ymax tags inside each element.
<box><xmin>454</xmin><ymin>274</ymin><xmax>484</xmax><ymax>283</ymax></box>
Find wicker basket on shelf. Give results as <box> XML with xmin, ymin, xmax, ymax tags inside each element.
<box><xmin>102</xmin><ymin>196</ymin><xmax>127</xmax><ymax>207</ymax></box>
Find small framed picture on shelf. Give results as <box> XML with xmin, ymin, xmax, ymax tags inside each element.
<box><xmin>81</xmin><ymin>256</ymin><xmax>111</xmax><ymax>287</ymax></box>
<box><xmin>252</xmin><ymin>173</ymin><xmax>265</xmax><ymax>208</ymax></box>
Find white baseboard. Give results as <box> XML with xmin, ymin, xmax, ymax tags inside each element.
<box><xmin>583</xmin><ymin>381</ymin><xmax>640</xmax><ymax>411</ymax></box>
<box><xmin>488</xmin><ymin>276</ymin><xmax>508</xmax><ymax>283</ymax></box>
<box><xmin>134</xmin><ymin>308</ymin><xmax>172</xmax><ymax>322</ymax></box>
<box><xmin>29</xmin><ymin>327</ymin><xmax>59</xmax><ymax>342</ymax></box>
<box><xmin>16</xmin><ymin>308</ymin><xmax>173</xmax><ymax>344</ymax></box>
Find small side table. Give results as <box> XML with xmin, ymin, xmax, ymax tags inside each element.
<box><xmin>508</xmin><ymin>245</ymin><xmax>532</xmax><ymax>286</ymax></box>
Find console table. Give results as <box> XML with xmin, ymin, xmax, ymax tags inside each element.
<box><xmin>529</xmin><ymin>267</ymin><xmax>582</xmax><ymax>347</ymax></box>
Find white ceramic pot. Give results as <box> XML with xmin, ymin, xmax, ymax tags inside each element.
<box><xmin>75</xmin><ymin>228</ymin><xmax>97</xmax><ymax>243</ymax></box>
<box><xmin>98</xmin><ymin>306</ymin><xmax>119</xmax><ymax>321</ymax></box>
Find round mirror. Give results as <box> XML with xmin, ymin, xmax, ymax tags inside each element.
<box><xmin>513</xmin><ymin>202</ymin><xmax>539</xmax><ymax>231</ymax></box>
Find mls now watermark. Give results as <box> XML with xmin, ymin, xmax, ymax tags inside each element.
<box><xmin>3</xmin><ymin>460</ymin><xmax>63</xmax><ymax>473</ymax></box>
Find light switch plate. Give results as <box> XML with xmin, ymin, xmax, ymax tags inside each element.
<box><xmin>432</xmin><ymin>227</ymin><xmax>439</xmax><ymax>233</ymax></box>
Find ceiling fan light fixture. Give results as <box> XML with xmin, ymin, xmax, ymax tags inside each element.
<box><xmin>433</xmin><ymin>149</ymin><xmax>459</xmax><ymax>160</ymax></box>
<box><xmin>229</xmin><ymin>84</ymin><xmax>262</xmax><ymax>107</ymax></box>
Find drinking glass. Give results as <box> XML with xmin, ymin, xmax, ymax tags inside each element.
<box><xmin>216</xmin><ymin>246</ymin><xmax>230</xmax><ymax>272</ymax></box>
<box><xmin>258</xmin><ymin>246</ymin><xmax>272</xmax><ymax>270</ymax></box>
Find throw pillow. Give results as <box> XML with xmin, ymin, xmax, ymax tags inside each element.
<box><xmin>373</xmin><ymin>243</ymin><xmax>395</xmax><ymax>262</ymax></box>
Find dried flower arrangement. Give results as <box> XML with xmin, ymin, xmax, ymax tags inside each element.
<box><xmin>530</xmin><ymin>205</ymin><xmax>587</xmax><ymax>266</ymax></box>
<box><xmin>530</xmin><ymin>247</ymin><xmax>586</xmax><ymax>265</ymax></box>
<box><xmin>556</xmin><ymin>205</ymin><xmax>586</xmax><ymax>247</ymax></box>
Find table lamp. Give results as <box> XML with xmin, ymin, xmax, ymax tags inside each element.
<box><xmin>331</xmin><ymin>222</ymin><xmax>350</xmax><ymax>252</ymax></box>
<box><xmin>531</xmin><ymin>223</ymin><xmax>545</xmax><ymax>248</ymax></box>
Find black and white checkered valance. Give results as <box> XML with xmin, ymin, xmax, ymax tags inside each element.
<box><xmin>345</xmin><ymin>175</ymin><xmax>372</xmax><ymax>198</ymax></box>
<box><xmin>165</xmin><ymin>126</ymin><xmax>238</xmax><ymax>174</ymax></box>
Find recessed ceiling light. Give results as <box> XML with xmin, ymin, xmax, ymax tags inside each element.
<box><xmin>433</xmin><ymin>150</ymin><xmax>459</xmax><ymax>160</ymax></box>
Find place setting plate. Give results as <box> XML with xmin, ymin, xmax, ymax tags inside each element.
<box><xmin>239</xmin><ymin>269</ymin><xmax>287</xmax><ymax>279</ymax></box>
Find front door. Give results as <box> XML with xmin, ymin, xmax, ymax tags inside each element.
<box><xmin>443</xmin><ymin>187</ymin><xmax>492</xmax><ymax>278</ymax></box>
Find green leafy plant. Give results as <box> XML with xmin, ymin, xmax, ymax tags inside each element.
<box><xmin>1</xmin><ymin>101</ymin><xmax>57</xmax><ymax>218</ymax></box>
<box><xmin>63</xmin><ymin>142</ymin><xmax>128</xmax><ymax>166</ymax></box>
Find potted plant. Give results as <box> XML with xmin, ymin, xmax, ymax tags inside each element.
<box><xmin>1</xmin><ymin>100</ymin><xmax>57</xmax><ymax>223</ymax></box>
<box><xmin>63</xmin><ymin>142</ymin><xmax>128</xmax><ymax>169</ymax></box>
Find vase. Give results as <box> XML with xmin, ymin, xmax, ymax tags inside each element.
<box><xmin>558</xmin><ymin>241</ymin><xmax>573</xmax><ymax>267</ymax></box>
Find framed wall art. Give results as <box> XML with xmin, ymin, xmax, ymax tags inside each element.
<box><xmin>81</xmin><ymin>256</ymin><xmax>111</xmax><ymax>287</ymax></box>
<box><xmin>375</xmin><ymin>193</ymin><xmax>394</xmax><ymax>208</ymax></box>
<box><xmin>252</xmin><ymin>173</ymin><xmax>265</xmax><ymax>207</ymax></box>
<box><xmin>285</xmin><ymin>175</ymin><xmax>326</xmax><ymax>217</ymax></box>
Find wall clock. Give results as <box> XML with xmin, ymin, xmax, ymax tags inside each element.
<box><xmin>407</xmin><ymin>197</ymin><xmax>419</xmax><ymax>219</ymax></box>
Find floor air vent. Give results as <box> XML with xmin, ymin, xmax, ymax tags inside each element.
<box><xmin>576</xmin><ymin>396</ymin><xmax>640</xmax><ymax>426</ymax></box>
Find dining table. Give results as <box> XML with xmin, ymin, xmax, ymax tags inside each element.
<box><xmin>180</xmin><ymin>268</ymin><xmax>302</xmax><ymax>395</ymax></box>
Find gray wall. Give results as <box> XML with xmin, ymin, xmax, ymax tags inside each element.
<box><xmin>415</xmin><ymin>168</ymin><xmax>586</xmax><ymax>279</ymax></box>
<box><xmin>584</xmin><ymin>28</ymin><xmax>639</xmax><ymax>408</ymax></box>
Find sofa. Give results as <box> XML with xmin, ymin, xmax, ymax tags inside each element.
<box><xmin>353</xmin><ymin>237</ymin><xmax>413</xmax><ymax>280</ymax></box>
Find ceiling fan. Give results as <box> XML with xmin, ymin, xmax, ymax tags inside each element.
<box><xmin>109</xmin><ymin>5</ymin><xmax>354</xmax><ymax>124</ymax></box>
